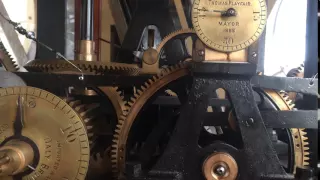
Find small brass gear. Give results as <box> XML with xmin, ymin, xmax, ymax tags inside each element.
<box><xmin>24</xmin><ymin>59</ymin><xmax>140</xmax><ymax>75</ymax></box>
<box><xmin>0</xmin><ymin>42</ymin><xmax>19</xmax><ymax>72</ymax></box>
<box><xmin>111</xmin><ymin>63</ymin><xmax>310</xmax><ymax>178</ymax></box>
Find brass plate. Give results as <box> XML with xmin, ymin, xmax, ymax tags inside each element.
<box><xmin>0</xmin><ymin>87</ymin><xmax>89</xmax><ymax>179</ymax></box>
<box><xmin>192</xmin><ymin>0</ymin><xmax>267</xmax><ymax>52</ymax></box>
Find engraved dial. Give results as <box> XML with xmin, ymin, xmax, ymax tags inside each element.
<box><xmin>192</xmin><ymin>0</ymin><xmax>267</xmax><ymax>52</ymax></box>
<box><xmin>0</xmin><ymin>87</ymin><xmax>89</xmax><ymax>180</ymax></box>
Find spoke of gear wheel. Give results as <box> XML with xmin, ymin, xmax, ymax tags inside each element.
<box><xmin>0</xmin><ymin>42</ymin><xmax>19</xmax><ymax>71</ymax></box>
<box><xmin>111</xmin><ymin>63</ymin><xmax>310</xmax><ymax>178</ymax></box>
<box><xmin>24</xmin><ymin>59</ymin><xmax>141</xmax><ymax>75</ymax></box>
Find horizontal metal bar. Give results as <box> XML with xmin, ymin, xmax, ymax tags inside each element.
<box><xmin>203</xmin><ymin>111</ymin><xmax>318</xmax><ymax>128</ymax></box>
<box><xmin>251</xmin><ymin>76</ymin><xmax>318</xmax><ymax>96</ymax></box>
<box><xmin>261</xmin><ymin>110</ymin><xmax>318</xmax><ymax>129</ymax></box>
<box><xmin>14</xmin><ymin>72</ymin><xmax>151</xmax><ymax>88</ymax></box>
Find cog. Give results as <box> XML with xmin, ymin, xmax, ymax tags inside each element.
<box><xmin>264</xmin><ymin>90</ymin><xmax>310</xmax><ymax>168</ymax></box>
<box><xmin>0</xmin><ymin>86</ymin><xmax>90</xmax><ymax>179</ymax></box>
<box><xmin>0</xmin><ymin>42</ymin><xmax>19</xmax><ymax>72</ymax></box>
<box><xmin>24</xmin><ymin>59</ymin><xmax>140</xmax><ymax>75</ymax></box>
<box><xmin>111</xmin><ymin>63</ymin><xmax>189</xmax><ymax>177</ymax></box>
<box><xmin>156</xmin><ymin>28</ymin><xmax>196</xmax><ymax>54</ymax></box>
<box><xmin>66</xmin><ymin>99</ymin><xmax>100</xmax><ymax>145</ymax></box>
<box><xmin>111</xmin><ymin>63</ymin><xmax>310</xmax><ymax>178</ymax></box>
<box><xmin>286</xmin><ymin>64</ymin><xmax>305</xmax><ymax>101</ymax></box>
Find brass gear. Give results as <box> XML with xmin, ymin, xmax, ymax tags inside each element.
<box><xmin>156</xmin><ymin>28</ymin><xmax>195</xmax><ymax>54</ymax></box>
<box><xmin>111</xmin><ymin>64</ymin><xmax>310</xmax><ymax>178</ymax></box>
<box><xmin>0</xmin><ymin>42</ymin><xmax>19</xmax><ymax>72</ymax></box>
<box><xmin>65</xmin><ymin>98</ymin><xmax>100</xmax><ymax>145</ymax></box>
<box><xmin>264</xmin><ymin>90</ymin><xmax>310</xmax><ymax>169</ymax></box>
<box><xmin>0</xmin><ymin>86</ymin><xmax>90</xmax><ymax>179</ymax></box>
<box><xmin>24</xmin><ymin>59</ymin><xmax>140</xmax><ymax>75</ymax></box>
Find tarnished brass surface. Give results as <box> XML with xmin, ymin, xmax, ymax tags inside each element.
<box><xmin>0</xmin><ymin>140</ymin><xmax>34</xmax><ymax>176</ymax></box>
<box><xmin>77</xmin><ymin>40</ymin><xmax>97</xmax><ymax>61</ymax></box>
<box><xmin>0</xmin><ymin>87</ymin><xmax>90</xmax><ymax>179</ymax></box>
<box><xmin>202</xmin><ymin>152</ymin><xmax>238</xmax><ymax>180</ymax></box>
<box><xmin>192</xmin><ymin>0</ymin><xmax>267</xmax><ymax>52</ymax></box>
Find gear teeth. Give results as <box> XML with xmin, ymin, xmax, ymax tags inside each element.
<box><xmin>156</xmin><ymin>28</ymin><xmax>195</xmax><ymax>53</ymax></box>
<box><xmin>67</xmin><ymin>99</ymin><xmax>100</xmax><ymax>145</ymax></box>
<box><xmin>111</xmin><ymin>63</ymin><xmax>188</xmax><ymax>177</ymax></box>
<box><xmin>0</xmin><ymin>42</ymin><xmax>20</xmax><ymax>72</ymax></box>
<box><xmin>24</xmin><ymin>59</ymin><xmax>141</xmax><ymax>75</ymax></box>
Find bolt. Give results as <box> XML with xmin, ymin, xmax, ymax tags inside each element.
<box><xmin>252</xmin><ymin>52</ymin><xmax>257</xmax><ymax>58</ymax></box>
<box><xmin>28</xmin><ymin>101</ymin><xmax>36</xmax><ymax>108</ymax></box>
<box><xmin>245</xmin><ymin>118</ymin><xmax>254</xmax><ymax>127</ymax></box>
<box><xmin>214</xmin><ymin>165</ymin><xmax>227</xmax><ymax>177</ymax></box>
<box><xmin>198</xmin><ymin>50</ymin><xmax>204</xmax><ymax>56</ymax></box>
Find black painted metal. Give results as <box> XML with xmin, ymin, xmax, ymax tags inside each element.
<box><xmin>192</xmin><ymin>62</ymin><xmax>257</xmax><ymax>75</ymax></box>
<box><xmin>80</xmin><ymin>0</ymin><xmax>94</xmax><ymax>40</ymax></box>
<box><xmin>14</xmin><ymin>72</ymin><xmax>150</xmax><ymax>89</ymax></box>
<box><xmin>116</xmin><ymin>0</ymin><xmax>187</xmax><ymax>64</ymax></box>
<box><xmin>127</xmin><ymin>75</ymin><xmax>301</xmax><ymax>180</ymax></box>
<box><xmin>251</xmin><ymin>76</ymin><xmax>318</xmax><ymax>95</ymax></box>
<box><xmin>203</xmin><ymin>111</ymin><xmax>317</xmax><ymax>128</ymax></box>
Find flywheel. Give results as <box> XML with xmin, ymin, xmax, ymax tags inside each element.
<box><xmin>111</xmin><ymin>63</ymin><xmax>310</xmax><ymax>178</ymax></box>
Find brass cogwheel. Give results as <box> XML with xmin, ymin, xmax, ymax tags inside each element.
<box><xmin>0</xmin><ymin>42</ymin><xmax>19</xmax><ymax>72</ymax></box>
<box><xmin>65</xmin><ymin>98</ymin><xmax>100</xmax><ymax>145</ymax></box>
<box><xmin>111</xmin><ymin>63</ymin><xmax>310</xmax><ymax>178</ymax></box>
<box><xmin>155</xmin><ymin>29</ymin><xmax>196</xmax><ymax>63</ymax></box>
<box><xmin>156</xmin><ymin>28</ymin><xmax>195</xmax><ymax>54</ymax></box>
<box><xmin>24</xmin><ymin>59</ymin><xmax>140</xmax><ymax>75</ymax></box>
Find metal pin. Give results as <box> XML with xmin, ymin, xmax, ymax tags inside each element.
<box><xmin>27</xmin><ymin>165</ymin><xmax>36</xmax><ymax>171</ymax></box>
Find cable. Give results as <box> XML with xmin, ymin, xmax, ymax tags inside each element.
<box><xmin>0</xmin><ymin>12</ymin><xmax>85</xmax><ymax>80</ymax></box>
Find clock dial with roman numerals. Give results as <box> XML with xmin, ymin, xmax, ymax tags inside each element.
<box><xmin>192</xmin><ymin>0</ymin><xmax>267</xmax><ymax>52</ymax></box>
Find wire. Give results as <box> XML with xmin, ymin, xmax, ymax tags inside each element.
<box><xmin>0</xmin><ymin>11</ymin><xmax>85</xmax><ymax>80</ymax></box>
<box><xmin>98</xmin><ymin>38</ymin><xmax>122</xmax><ymax>49</ymax></box>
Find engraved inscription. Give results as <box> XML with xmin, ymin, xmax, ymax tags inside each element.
<box><xmin>26</xmin><ymin>164</ymin><xmax>50</xmax><ymax>180</ymax></box>
<box><xmin>44</xmin><ymin>137</ymin><xmax>52</xmax><ymax>160</ymax></box>
<box><xmin>208</xmin><ymin>1</ymin><xmax>251</xmax><ymax>6</ymax></box>
<box><xmin>218</xmin><ymin>21</ymin><xmax>239</xmax><ymax>26</ymax></box>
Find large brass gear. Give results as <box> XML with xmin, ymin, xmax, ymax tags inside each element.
<box><xmin>111</xmin><ymin>63</ymin><xmax>310</xmax><ymax>178</ymax></box>
<box><xmin>0</xmin><ymin>42</ymin><xmax>19</xmax><ymax>72</ymax></box>
<box><xmin>24</xmin><ymin>59</ymin><xmax>140</xmax><ymax>75</ymax></box>
<box><xmin>0</xmin><ymin>86</ymin><xmax>90</xmax><ymax>179</ymax></box>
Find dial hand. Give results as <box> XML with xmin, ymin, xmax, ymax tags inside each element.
<box><xmin>13</xmin><ymin>95</ymin><xmax>24</xmax><ymax>135</ymax></box>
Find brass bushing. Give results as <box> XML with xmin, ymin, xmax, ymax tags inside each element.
<box><xmin>0</xmin><ymin>140</ymin><xmax>34</xmax><ymax>176</ymax></box>
<box><xmin>202</xmin><ymin>152</ymin><xmax>238</xmax><ymax>180</ymax></box>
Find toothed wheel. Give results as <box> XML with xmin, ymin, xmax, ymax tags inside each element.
<box><xmin>111</xmin><ymin>63</ymin><xmax>311</xmax><ymax>178</ymax></box>
<box><xmin>0</xmin><ymin>42</ymin><xmax>19</xmax><ymax>72</ymax></box>
<box><xmin>65</xmin><ymin>99</ymin><xmax>100</xmax><ymax>145</ymax></box>
<box><xmin>24</xmin><ymin>59</ymin><xmax>140</xmax><ymax>75</ymax></box>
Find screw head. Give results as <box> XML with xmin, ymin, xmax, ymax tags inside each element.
<box><xmin>214</xmin><ymin>165</ymin><xmax>227</xmax><ymax>177</ymax></box>
<box><xmin>198</xmin><ymin>50</ymin><xmax>204</xmax><ymax>56</ymax></box>
<box><xmin>252</xmin><ymin>52</ymin><xmax>257</xmax><ymax>58</ymax></box>
<box><xmin>245</xmin><ymin>118</ymin><xmax>254</xmax><ymax>127</ymax></box>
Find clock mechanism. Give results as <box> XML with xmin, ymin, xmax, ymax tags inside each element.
<box><xmin>0</xmin><ymin>0</ymin><xmax>317</xmax><ymax>179</ymax></box>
